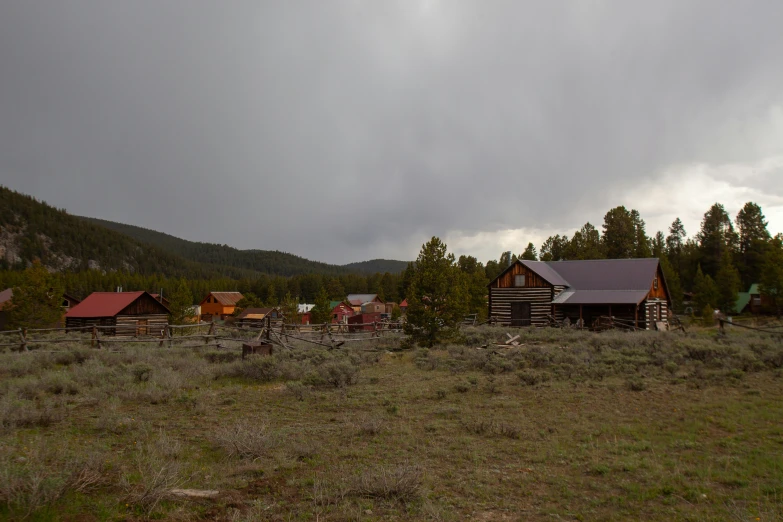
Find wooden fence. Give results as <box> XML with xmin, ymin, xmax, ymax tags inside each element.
<box><xmin>0</xmin><ymin>318</ymin><xmax>405</xmax><ymax>353</ymax></box>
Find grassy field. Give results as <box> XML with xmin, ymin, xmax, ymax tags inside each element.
<box><xmin>1</xmin><ymin>326</ymin><xmax>782</xmax><ymax>521</ymax></box>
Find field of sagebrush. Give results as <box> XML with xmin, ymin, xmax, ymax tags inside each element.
<box><xmin>1</xmin><ymin>326</ymin><xmax>782</xmax><ymax>521</ymax></box>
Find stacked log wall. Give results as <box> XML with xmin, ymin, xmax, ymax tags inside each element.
<box><xmin>489</xmin><ymin>287</ymin><xmax>552</xmax><ymax>327</ymax></box>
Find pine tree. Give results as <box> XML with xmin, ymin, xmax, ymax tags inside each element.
<box><xmin>697</xmin><ymin>203</ymin><xmax>738</xmax><ymax>278</ymax></box>
<box><xmin>6</xmin><ymin>260</ymin><xmax>65</xmax><ymax>329</ymax></box>
<box><xmin>281</xmin><ymin>292</ymin><xmax>300</xmax><ymax>324</ymax></box>
<box><xmin>759</xmin><ymin>234</ymin><xmax>783</xmax><ymax>317</ymax></box>
<box><xmin>520</xmin><ymin>243</ymin><xmax>538</xmax><ymax>261</ymax></box>
<box><xmin>631</xmin><ymin>210</ymin><xmax>651</xmax><ymax>258</ymax></box>
<box><xmin>167</xmin><ymin>278</ymin><xmax>194</xmax><ymax>325</ymax></box>
<box><xmin>735</xmin><ymin>202</ymin><xmax>770</xmax><ymax>287</ymax></box>
<box><xmin>693</xmin><ymin>264</ymin><xmax>719</xmax><ymax>315</ymax></box>
<box><xmin>602</xmin><ymin>206</ymin><xmax>636</xmax><ymax>258</ymax></box>
<box><xmin>659</xmin><ymin>256</ymin><xmax>683</xmax><ymax>313</ymax></box>
<box><xmin>540</xmin><ymin>235</ymin><xmax>569</xmax><ymax>261</ymax></box>
<box><xmin>715</xmin><ymin>250</ymin><xmax>741</xmax><ymax>314</ymax></box>
<box><xmin>666</xmin><ymin>218</ymin><xmax>687</xmax><ymax>272</ymax></box>
<box><xmin>310</xmin><ymin>287</ymin><xmax>332</xmax><ymax>325</ymax></box>
<box><xmin>404</xmin><ymin>237</ymin><xmax>469</xmax><ymax>347</ymax></box>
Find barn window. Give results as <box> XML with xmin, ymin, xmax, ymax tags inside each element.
<box><xmin>514</xmin><ymin>275</ymin><xmax>526</xmax><ymax>287</ymax></box>
<box><xmin>653</xmin><ymin>277</ymin><xmax>659</xmax><ymax>290</ymax></box>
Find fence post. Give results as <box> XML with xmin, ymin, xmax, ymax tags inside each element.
<box><xmin>167</xmin><ymin>325</ymin><xmax>173</xmax><ymax>348</ymax></box>
<box><xmin>91</xmin><ymin>326</ymin><xmax>97</xmax><ymax>348</ymax></box>
<box><xmin>159</xmin><ymin>326</ymin><xmax>166</xmax><ymax>347</ymax></box>
<box><xmin>19</xmin><ymin>328</ymin><xmax>28</xmax><ymax>352</ymax></box>
<box><xmin>206</xmin><ymin>322</ymin><xmax>215</xmax><ymax>347</ymax></box>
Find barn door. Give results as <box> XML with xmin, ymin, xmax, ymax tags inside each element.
<box><xmin>510</xmin><ymin>302</ymin><xmax>531</xmax><ymax>326</ymax></box>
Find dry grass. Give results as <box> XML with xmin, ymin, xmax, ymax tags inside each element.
<box><xmin>0</xmin><ymin>326</ymin><xmax>781</xmax><ymax>519</ymax></box>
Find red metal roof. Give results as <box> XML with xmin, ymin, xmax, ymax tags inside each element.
<box><xmin>65</xmin><ymin>291</ymin><xmax>158</xmax><ymax>318</ymax></box>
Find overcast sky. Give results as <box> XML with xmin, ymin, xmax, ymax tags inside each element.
<box><xmin>2</xmin><ymin>1</ymin><xmax>783</xmax><ymax>265</ymax></box>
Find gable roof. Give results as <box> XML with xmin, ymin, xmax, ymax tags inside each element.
<box><xmin>734</xmin><ymin>292</ymin><xmax>751</xmax><ymax>314</ymax></box>
<box><xmin>517</xmin><ymin>261</ymin><xmax>570</xmax><ymax>286</ymax></box>
<box><xmin>65</xmin><ymin>291</ymin><xmax>169</xmax><ymax>318</ymax></box>
<box><xmin>330</xmin><ymin>301</ymin><xmax>352</xmax><ymax>310</ymax></box>
<box><xmin>236</xmin><ymin>307</ymin><xmax>279</xmax><ymax>320</ymax></box>
<box><xmin>347</xmin><ymin>294</ymin><xmax>381</xmax><ymax>305</ymax></box>
<box><xmin>400</xmin><ymin>299</ymin><xmax>408</xmax><ymax>307</ymax></box>
<box><xmin>203</xmin><ymin>292</ymin><xmax>244</xmax><ymax>306</ymax></box>
<box><xmin>748</xmin><ymin>283</ymin><xmax>760</xmax><ymax>295</ymax></box>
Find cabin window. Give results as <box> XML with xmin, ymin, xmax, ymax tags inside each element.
<box><xmin>653</xmin><ymin>277</ymin><xmax>658</xmax><ymax>290</ymax></box>
<box><xmin>514</xmin><ymin>274</ymin><xmax>526</xmax><ymax>287</ymax></box>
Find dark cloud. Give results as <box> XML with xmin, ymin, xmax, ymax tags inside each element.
<box><xmin>1</xmin><ymin>1</ymin><xmax>782</xmax><ymax>263</ymax></box>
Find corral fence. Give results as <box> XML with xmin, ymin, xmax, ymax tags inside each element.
<box><xmin>0</xmin><ymin>317</ymin><xmax>406</xmax><ymax>354</ymax></box>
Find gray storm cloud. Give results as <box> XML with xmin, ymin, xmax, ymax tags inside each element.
<box><xmin>1</xmin><ymin>1</ymin><xmax>782</xmax><ymax>263</ymax></box>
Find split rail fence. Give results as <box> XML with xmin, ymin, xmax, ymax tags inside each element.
<box><xmin>0</xmin><ymin>318</ymin><xmax>406</xmax><ymax>354</ymax></box>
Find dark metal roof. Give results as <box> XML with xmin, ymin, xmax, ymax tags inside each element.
<box><xmin>545</xmin><ymin>258</ymin><xmax>659</xmax><ymax>291</ymax></box>
<box><xmin>552</xmin><ymin>289</ymin><xmax>649</xmax><ymax>305</ymax></box>
<box><xmin>519</xmin><ymin>261</ymin><xmax>570</xmax><ymax>286</ymax></box>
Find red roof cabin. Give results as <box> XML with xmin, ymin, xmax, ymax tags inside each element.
<box><xmin>65</xmin><ymin>291</ymin><xmax>170</xmax><ymax>336</ymax></box>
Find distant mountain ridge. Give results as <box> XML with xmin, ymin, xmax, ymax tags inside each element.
<box><xmin>80</xmin><ymin>217</ymin><xmax>409</xmax><ymax>276</ymax></box>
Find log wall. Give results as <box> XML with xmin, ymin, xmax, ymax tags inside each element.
<box><xmin>489</xmin><ymin>287</ymin><xmax>553</xmax><ymax>327</ymax></box>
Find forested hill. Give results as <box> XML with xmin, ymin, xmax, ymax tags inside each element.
<box><xmin>341</xmin><ymin>259</ymin><xmax>409</xmax><ymax>274</ymax></box>
<box><xmin>0</xmin><ymin>186</ymin><xmax>246</xmax><ymax>278</ymax></box>
<box><xmin>0</xmin><ymin>187</ymin><xmax>409</xmax><ymax>278</ymax></box>
<box><xmin>80</xmin><ymin>217</ymin><xmax>408</xmax><ymax>276</ymax></box>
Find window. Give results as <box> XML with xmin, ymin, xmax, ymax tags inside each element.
<box><xmin>514</xmin><ymin>274</ymin><xmax>526</xmax><ymax>287</ymax></box>
<box><xmin>653</xmin><ymin>277</ymin><xmax>658</xmax><ymax>290</ymax></box>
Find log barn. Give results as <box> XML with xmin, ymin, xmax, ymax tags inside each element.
<box><xmin>488</xmin><ymin>258</ymin><xmax>670</xmax><ymax>329</ymax></box>
<box><xmin>65</xmin><ymin>291</ymin><xmax>169</xmax><ymax>336</ymax></box>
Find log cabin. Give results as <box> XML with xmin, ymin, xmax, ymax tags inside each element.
<box><xmin>488</xmin><ymin>258</ymin><xmax>670</xmax><ymax>329</ymax></box>
<box><xmin>65</xmin><ymin>291</ymin><xmax>169</xmax><ymax>336</ymax></box>
<box><xmin>199</xmin><ymin>291</ymin><xmax>244</xmax><ymax>321</ymax></box>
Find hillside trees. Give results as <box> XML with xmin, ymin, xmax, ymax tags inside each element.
<box><xmin>404</xmin><ymin>237</ymin><xmax>469</xmax><ymax>347</ymax></box>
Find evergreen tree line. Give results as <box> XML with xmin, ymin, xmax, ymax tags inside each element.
<box><xmin>480</xmin><ymin>202</ymin><xmax>782</xmax><ymax>315</ymax></box>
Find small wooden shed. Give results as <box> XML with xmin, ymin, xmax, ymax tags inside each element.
<box><xmin>65</xmin><ymin>291</ymin><xmax>169</xmax><ymax>336</ymax></box>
